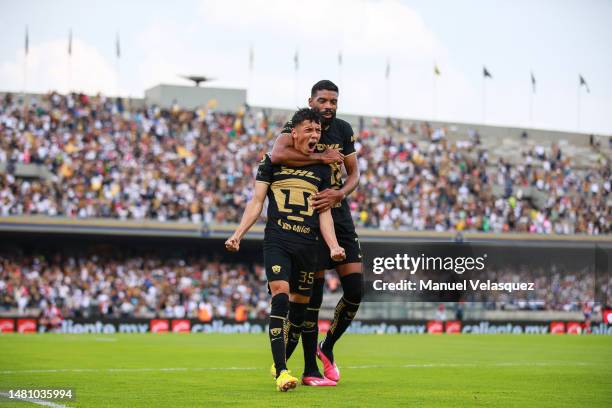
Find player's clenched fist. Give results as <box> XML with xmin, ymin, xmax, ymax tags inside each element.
<box><xmin>330</xmin><ymin>246</ymin><xmax>346</xmax><ymax>262</ymax></box>
<box><xmin>225</xmin><ymin>236</ymin><xmax>240</xmax><ymax>252</ymax></box>
<box><xmin>318</xmin><ymin>148</ymin><xmax>344</xmax><ymax>164</ymax></box>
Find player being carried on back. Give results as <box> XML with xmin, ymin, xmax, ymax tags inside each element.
<box><xmin>225</xmin><ymin>108</ymin><xmax>346</xmax><ymax>392</ymax></box>
<box><xmin>270</xmin><ymin>80</ymin><xmax>363</xmax><ymax>386</ymax></box>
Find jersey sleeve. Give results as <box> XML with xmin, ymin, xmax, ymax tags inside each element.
<box><xmin>256</xmin><ymin>153</ymin><xmax>273</xmax><ymax>184</ymax></box>
<box><xmin>342</xmin><ymin>121</ymin><xmax>356</xmax><ymax>156</ymax></box>
<box><xmin>281</xmin><ymin>120</ymin><xmax>293</xmax><ymax>134</ymax></box>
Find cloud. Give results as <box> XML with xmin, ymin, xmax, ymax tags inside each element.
<box><xmin>198</xmin><ymin>0</ymin><xmax>445</xmax><ymax>58</ymax></box>
<box><xmin>190</xmin><ymin>0</ymin><xmax>480</xmax><ymax>120</ymax></box>
<box><xmin>0</xmin><ymin>37</ymin><xmax>121</xmax><ymax>96</ymax></box>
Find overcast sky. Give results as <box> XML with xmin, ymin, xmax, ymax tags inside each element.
<box><xmin>1</xmin><ymin>0</ymin><xmax>611</xmax><ymax>134</ymax></box>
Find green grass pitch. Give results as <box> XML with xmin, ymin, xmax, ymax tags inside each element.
<box><xmin>0</xmin><ymin>334</ymin><xmax>610</xmax><ymax>407</ymax></box>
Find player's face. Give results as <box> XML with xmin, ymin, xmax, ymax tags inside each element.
<box><xmin>309</xmin><ymin>90</ymin><xmax>338</xmax><ymax>123</ymax></box>
<box><xmin>292</xmin><ymin>120</ymin><xmax>322</xmax><ymax>154</ymax></box>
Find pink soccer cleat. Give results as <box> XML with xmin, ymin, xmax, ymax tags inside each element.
<box><xmin>302</xmin><ymin>376</ymin><xmax>337</xmax><ymax>386</ymax></box>
<box><xmin>317</xmin><ymin>341</ymin><xmax>340</xmax><ymax>382</ymax></box>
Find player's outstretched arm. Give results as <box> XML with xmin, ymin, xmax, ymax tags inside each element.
<box><xmin>270</xmin><ymin>133</ymin><xmax>343</xmax><ymax>166</ymax></box>
<box><xmin>319</xmin><ymin>209</ymin><xmax>346</xmax><ymax>262</ymax></box>
<box><xmin>225</xmin><ymin>181</ymin><xmax>268</xmax><ymax>252</ymax></box>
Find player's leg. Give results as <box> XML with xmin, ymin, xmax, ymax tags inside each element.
<box><xmin>300</xmin><ymin>270</ymin><xmax>338</xmax><ymax>385</ymax></box>
<box><xmin>320</xmin><ymin>262</ymin><xmax>363</xmax><ymax>360</ymax></box>
<box><xmin>315</xmin><ymin>264</ymin><xmax>362</xmax><ymax>383</ymax></box>
<box><xmin>268</xmin><ymin>280</ymin><xmax>299</xmax><ymax>391</ymax></box>
<box><xmin>317</xmin><ymin>230</ymin><xmax>363</xmax><ymax>382</ymax></box>
<box><xmin>301</xmin><ymin>271</ymin><xmax>324</xmax><ymax>376</ymax></box>
<box><xmin>268</xmin><ymin>280</ymin><xmax>290</xmax><ymax>376</ymax></box>
<box><xmin>263</xmin><ymin>242</ymin><xmax>296</xmax><ymax>389</ymax></box>
<box><xmin>285</xmin><ymin>292</ymin><xmax>308</xmax><ymax>361</ymax></box>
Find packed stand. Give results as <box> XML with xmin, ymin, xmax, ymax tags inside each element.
<box><xmin>0</xmin><ymin>251</ymin><xmax>270</xmax><ymax>320</ymax></box>
<box><xmin>0</xmin><ymin>92</ymin><xmax>609</xmax><ymax>235</ymax></box>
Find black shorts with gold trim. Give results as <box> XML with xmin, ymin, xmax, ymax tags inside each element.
<box><xmin>263</xmin><ymin>239</ymin><xmax>319</xmax><ymax>298</ymax></box>
<box><xmin>316</xmin><ymin>200</ymin><xmax>363</xmax><ymax>270</ymax></box>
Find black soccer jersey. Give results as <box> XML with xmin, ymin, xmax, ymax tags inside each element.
<box><xmin>256</xmin><ymin>153</ymin><xmax>332</xmax><ymax>242</ymax></box>
<box><xmin>282</xmin><ymin>117</ymin><xmax>355</xmax><ymax>190</ymax></box>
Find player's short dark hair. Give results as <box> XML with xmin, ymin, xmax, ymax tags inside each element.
<box><xmin>311</xmin><ymin>80</ymin><xmax>339</xmax><ymax>97</ymax></box>
<box><xmin>291</xmin><ymin>108</ymin><xmax>321</xmax><ymax>127</ymax></box>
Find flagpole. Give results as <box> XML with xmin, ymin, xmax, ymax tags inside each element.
<box><xmin>248</xmin><ymin>66</ymin><xmax>253</xmax><ymax>106</ymax></box>
<box><xmin>247</xmin><ymin>45</ymin><xmax>253</xmax><ymax>106</ymax></box>
<box><xmin>482</xmin><ymin>75</ymin><xmax>486</xmax><ymax>123</ymax></box>
<box><xmin>115</xmin><ymin>33</ymin><xmax>120</xmax><ymax>98</ymax></box>
<box><xmin>433</xmin><ymin>70</ymin><xmax>437</xmax><ymax>121</ymax></box>
<box><xmin>385</xmin><ymin>58</ymin><xmax>390</xmax><ymax>119</ymax></box>
<box><xmin>577</xmin><ymin>81</ymin><xmax>581</xmax><ymax>131</ymax></box>
<box><xmin>294</xmin><ymin>49</ymin><xmax>298</xmax><ymax>107</ymax></box>
<box><xmin>67</xmin><ymin>57</ymin><xmax>72</xmax><ymax>94</ymax></box>
<box><xmin>386</xmin><ymin>75</ymin><xmax>390</xmax><ymax>119</ymax></box>
<box><xmin>23</xmin><ymin>52</ymin><xmax>27</xmax><ymax>98</ymax></box>
<box><xmin>294</xmin><ymin>70</ymin><xmax>298</xmax><ymax>107</ymax></box>
<box><xmin>115</xmin><ymin>57</ymin><xmax>120</xmax><ymax>98</ymax></box>
<box><xmin>67</xmin><ymin>30</ymin><xmax>72</xmax><ymax>94</ymax></box>
<box><xmin>529</xmin><ymin>86</ymin><xmax>533</xmax><ymax>127</ymax></box>
<box><xmin>338</xmin><ymin>54</ymin><xmax>342</xmax><ymax>92</ymax></box>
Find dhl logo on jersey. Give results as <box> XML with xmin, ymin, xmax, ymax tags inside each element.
<box><xmin>315</xmin><ymin>143</ymin><xmax>342</xmax><ymax>152</ymax></box>
<box><xmin>276</xmin><ymin>167</ymin><xmax>321</xmax><ymax>181</ymax></box>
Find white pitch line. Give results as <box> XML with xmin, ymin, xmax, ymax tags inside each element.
<box><xmin>344</xmin><ymin>362</ymin><xmax>594</xmax><ymax>369</ymax></box>
<box><xmin>0</xmin><ymin>392</ymin><xmax>72</xmax><ymax>408</ymax></box>
<box><xmin>0</xmin><ymin>362</ymin><xmax>594</xmax><ymax>376</ymax></box>
<box><xmin>0</xmin><ymin>367</ymin><xmax>258</xmax><ymax>375</ymax></box>
<box><xmin>93</xmin><ymin>337</ymin><xmax>117</xmax><ymax>342</ymax></box>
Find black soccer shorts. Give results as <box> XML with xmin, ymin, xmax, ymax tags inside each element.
<box><xmin>317</xmin><ymin>205</ymin><xmax>362</xmax><ymax>270</ymax></box>
<box><xmin>263</xmin><ymin>240</ymin><xmax>319</xmax><ymax>298</ymax></box>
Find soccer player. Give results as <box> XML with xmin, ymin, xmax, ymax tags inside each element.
<box><xmin>270</xmin><ymin>80</ymin><xmax>362</xmax><ymax>385</ymax></box>
<box><xmin>225</xmin><ymin>108</ymin><xmax>346</xmax><ymax>392</ymax></box>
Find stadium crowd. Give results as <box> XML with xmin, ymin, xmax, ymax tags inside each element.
<box><xmin>0</xmin><ymin>91</ymin><xmax>609</xmax><ymax>235</ymax></box>
<box><xmin>0</xmin><ymin>251</ymin><xmax>271</xmax><ymax>320</ymax></box>
<box><xmin>1</xmin><ymin>250</ymin><xmax>602</xmax><ymax>318</ymax></box>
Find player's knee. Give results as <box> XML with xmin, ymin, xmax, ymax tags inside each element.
<box><xmin>289</xmin><ymin>293</ymin><xmax>310</xmax><ymax>304</ymax></box>
<box><xmin>341</xmin><ymin>273</ymin><xmax>363</xmax><ymax>304</ymax></box>
<box><xmin>269</xmin><ymin>280</ymin><xmax>289</xmax><ymax>297</ymax></box>
<box><xmin>288</xmin><ymin>302</ymin><xmax>307</xmax><ymax>325</ymax></box>
<box><xmin>270</xmin><ymin>293</ymin><xmax>289</xmax><ymax>318</ymax></box>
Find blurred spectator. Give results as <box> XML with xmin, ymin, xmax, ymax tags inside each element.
<box><xmin>0</xmin><ymin>250</ymin><xmax>270</xmax><ymax>319</ymax></box>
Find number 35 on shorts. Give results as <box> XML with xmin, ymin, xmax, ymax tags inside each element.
<box><xmin>299</xmin><ymin>271</ymin><xmax>315</xmax><ymax>284</ymax></box>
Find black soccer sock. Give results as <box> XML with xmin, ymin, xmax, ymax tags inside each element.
<box><xmin>269</xmin><ymin>293</ymin><xmax>289</xmax><ymax>377</ymax></box>
<box><xmin>302</xmin><ymin>278</ymin><xmax>324</xmax><ymax>376</ymax></box>
<box><xmin>321</xmin><ymin>273</ymin><xmax>362</xmax><ymax>360</ymax></box>
<box><xmin>285</xmin><ymin>301</ymin><xmax>307</xmax><ymax>360</ymax></box>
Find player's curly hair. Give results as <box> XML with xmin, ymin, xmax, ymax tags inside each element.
<box><xmin>311</xmin><ymin>80</ymin><xmax>339</xmax><ymax>97</ymax></box>
<box><xmin>291</xmin><ymin>108</ymin><xmax>321</xmax><ymax>127</ymax></box>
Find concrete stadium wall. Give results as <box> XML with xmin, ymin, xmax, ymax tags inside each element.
<box><xmin>1</xmin><ymin>216</ymin><xmax>610</xmax><ymax>243</ymax></box>
<box><xmin>144</xmin><ymin>84</ymin><xmax>246</xmax><ymax>111</ymax></box>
